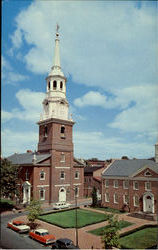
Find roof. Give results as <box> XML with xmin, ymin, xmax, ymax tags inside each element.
<box><xmin>84</xmin><ymin>166</ymin><xmax>103</xmax><ymax>173</ymax></box>
<box><xmin>102</xmin><ymin>159</ymin><xmax>158</xmax><ymax>177</ymax></box>
<box><xmin>7</xmin><ymin>152</ymin><xmax>51</xmax><ymax>165</ymax></box>
<box><xmin>73</xmin><ymin>158</ymin><xmax>85</xmax><ymax>167</ymax></box>
<box><xmin>35</xmin><ymin>229</ymin><xmax>48</xmax><ymax>233</ymax></box>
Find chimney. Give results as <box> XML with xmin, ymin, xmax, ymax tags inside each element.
<box><xmin>27</xmin><ymin>150</ymin><xmax>32</xmax><ymax>153</ymax></box>
<box><xmin>155</xmin><ymin>143</ymin><xmax>158</xmax><ymax>163</ymax></box>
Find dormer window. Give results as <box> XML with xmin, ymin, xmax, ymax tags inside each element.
<box><xmin>60</xmin><ymin>81</ymin><xmax>63</xmax><ymax>89</ymax></box>
<box><xmin>60</xmin><ymin>125</ymin><xmax>65</xmax><ymax>139</ymax></box>
<box><xmin>53</xmin><ymin>80</ymin><xmax>57</xmax><ymax>90</ymax></box>
<box><xmin>44</xmin><ymin>126</ymin><xmax>48</xmax><ymax>137</ymax></box>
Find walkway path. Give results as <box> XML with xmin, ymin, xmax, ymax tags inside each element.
<box><xmin>13</xmin><ymin>206</ymin><xmax>157</xmax><ymax>249</ymax></box>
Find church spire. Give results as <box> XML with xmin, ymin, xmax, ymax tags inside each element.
<box><xmin>53</xmin><ymin>24</ymin><xmax>61</xmax><ymax>69</ymax></box>
<box><xmin>49</xmin><ymin>24</ymin><xmax>64</xmax><ymax>77</ymax></box>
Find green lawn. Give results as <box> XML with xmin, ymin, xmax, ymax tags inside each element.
<box><xmin>91</xmin><ymin>207</ymin><xmax>126</xmax><ymax>214</ymax></box>
<box><xmin>39</xmin><ymin>208</ymin><xmax>110</xmax><ymax>228</ymax></box>
<box><xmin>88</xmin><ymin>220</ymin><xmax>133</xmax><ymax>236</ymax></box>
<box><xmin>119</xmin><ymin>227</ymin><xmax>158</xmax><ymax>249</ymax></box>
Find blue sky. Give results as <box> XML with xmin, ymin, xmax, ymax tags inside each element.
<box><xmin>2</xmin><ymin>0</ymin><xmax>158</xmax><ymax>160</ymax></box>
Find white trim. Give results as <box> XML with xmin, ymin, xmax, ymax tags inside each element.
<box><xmin>40</xmin><ymin>170</ymin><xmax>45</xmax><ymax>180</ymax></box>
<box><xmin>113</xmin><ymin>180</ymin><xmax>118</xmax><ymax>188</ymax></box>
<box><xmin>133</xmin><ymin>181</ymin><xmax>139</xmax><ymax>190</ymax></box>
<box><xmin>105</xmin><ymin>180</ymin><xmax>109</xmax><ymax>188</ymax></box>
<box><xmin>73</xmin><ymin>183</ymin><xmax>81</xmax><ymax>186</ymax></box>
<box><xmin>39</xmin><ymin>188</ymin><xmax>45</xmax><ymax>201</ymax></box>
<box><xmin>123</xmin><ymin>180</ymin><xmax>129</xmax><ymax>189</ymax></box>
<box><xmin>37</xmin><ymin>185</ymin><xmax>49</xmax><ymax>187</ymax></box>
<box><xmin>145</xmin><ymin>182</ymin><xmax>151</xmax><ymax>191</ymax></box>
<box><xmin>143</xmin><ymin>192</ymin><xmax>154</xmax><ymax>213</ymax></box>
<box><xmin>75</xmin><ymin>171</ymin><xmax>80</xmax><ymax>179</ymax></box>
<box><xmin>114</xmin><ymin>193</ymin><xmax>118</xmax><ymax>204</ymax></box>
<box><xmin>105</xmin><ymin>193</ymin><xmax>109</xmax><ymax>202</ymax></box>
<box><xmin>133</xmin><ymin>195</ymin><xmax>139</xmax><ymax>207</ymax></box>
<box><xmin>55</xmin><ymin>184</ymin><xmax>70</xmax><ymax>187</ymax></box>
<box><xmin>123</xmin><ymin>194</ymin><xmax>129</xmax><ymax>204</ymax></box>
<box><xmin>55</xmin><ymin>167</ymin><xmax>70</xmax><ymax>169</ymax></box>
<box><xmin>102</xmin><ymin>176</ymin><xmax>158</xmax><ymax>181</ymax></box>
<box><xmin>144</xmin><ymin>170</ymin><xmax>152</xmax><ymax>177</ymax></box>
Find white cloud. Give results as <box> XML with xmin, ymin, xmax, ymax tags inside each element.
<box><xmin>2</xmin><ymin>89</ymin><xmax>45</xmax><ymax>122</ymax></box>
<box><xmin>1</xmin><ymin>129</ymin><xmax>38</xmax><ymax>157</ymax></box>
<box><xmin>74</xmin><ymin>130</ymin><xmax>155</xmax><ymax>159</ymax></box>
<box><xmin>74</xmin><ymin>84</ymin><xmax>158</xmax><ymax>137</ymax></box>
<box><xmin>2</xmin><ymin>55</ymin><xmax>28</xmax><ymax>84</ymax></box>
<box><xmin>74</xmin><ymin>91</ymin><xmax>107</xmax><ymax>108</ymax></box>
<box><xmin>10</xmin><ymin>1</ymin><xmax>157</xmax><ymax>90</ymax></box>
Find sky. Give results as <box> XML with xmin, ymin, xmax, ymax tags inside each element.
<box><xmin>2</xmin><ymin>0</ymin><xmax>158</xmax><ymax>160</ymax></box>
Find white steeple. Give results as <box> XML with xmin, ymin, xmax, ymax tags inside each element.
<box><xmin>40</xmin><ymin>25</ymin><xmax>72</xmax><ymax>122</ymax></box>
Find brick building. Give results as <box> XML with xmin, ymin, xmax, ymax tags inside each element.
<box><xmin>101</xmin><ymin>145</ymin><xmax>158</xmax><ymax>214</ymax></box>
<box><xmin>7</xmin><ymin>26</ymin><xmax>84</xmax><ymax>204</ymax></box>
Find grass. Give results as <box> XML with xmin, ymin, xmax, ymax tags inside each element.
<box><xmin>39</xmin><ymin>208</ymin><xmax>110</xmax><ymax>228</ymax></box>
<box><xmin>91</xmin><ymin>207</ymin><xmax>126</xmax><ymax>214</ymax></box>
<box><xmin>88</xmin><ymin>220</ymin><xmax>133</xmax><ymax>236</ymax></box>
<box><xmin>119</xmin><ymin>227</ymin><xmax>158</xmax><ymax>249</ymax></box>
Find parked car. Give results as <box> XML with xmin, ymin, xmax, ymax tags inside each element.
<box><xmin>51</xmin><ymin>238</ymin><xmax>79</xmax><ymax>249</ymax></box>
<box><xmin>7</xmin><ymin>220</ymin><xmax>30</xmax><ymax>233</ymax></box>
<box><xmin>29</xmin><ymin>228</ymin><xmax>56</xmax><ymax>245</ymax></box>
<box><xmin>52</xmin><ymin>202</ymin><xmax>70</xmax><ymax>210</ymax></box>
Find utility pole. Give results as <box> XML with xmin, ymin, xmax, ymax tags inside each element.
<box><xmin>75</xmin><ymin>186</ymin><xmax>79</xmax><ymax>248</ymax></box>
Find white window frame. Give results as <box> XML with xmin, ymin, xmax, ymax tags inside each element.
<box><xmin>26</xmin><ymin>170</ymin><xmax>29</xmax><ymax>180</ymax></box>
<box><xmin>114</xmin><ymin>180</ymin><xmax>118</xmax><ymax>188</ymax></box>
<box><xmin>145</xmin><ymin>182</ymin><xmax>151</xmax><ymax>191</ymax></box>
<box><xmin>60</xmin><ymin>153</ymin><xmax>65</xmax><ymax>163</ymax></box>
<box><xmin>75</xmin><ymin>171</ymin><xmax>79</xmax><ymax>179</ymax></box>
<box><xmin>133</xmin><ymin>181</ymin><xmax>139</xmax><ymax>190</ymax></box>
<box><xmin>40</xmin><ymin>170</ymin><xmax>45</xmax><ymax>180</ymax></box>
<box><xmin>114</xmin><ymin>193</ymin><xmax>118</xmax><ymax>204</ymax></box>
<box><xmin>105</xmin><ymin>180</ymin><xmax>109</xmax><ymax>188</ymax></box>
<box><xmin>105</xmin><ymin>193</ymin><xmax>109</xmax><ymax>202</ymax></box>
<box><xmin>123</xmin><ymin>180</ymin><xmax>129</xmax><ymax>189</ymax></box>
<box><xmin>39</xmin><ymin>189</ymin><xmax>45</xmax><ymax>201</ymax></box>
<box><xmin>75</xmin><ymin>187</ymin><xmax>79</xmax><ymax>197</ymax></box>
<box><xmin>123</xmin><ymin>194</ymin><xmax>129</xmax><ymax>204</ymax></box>
<box><xmin>60</xmin><ymin>171</ymin><xmax>65</xmax><ymax>179</ymax></box>
<box><xmin>133</xmin><ymin>195</ymin><xmax>139</xmax><ymax>207</ymax></box>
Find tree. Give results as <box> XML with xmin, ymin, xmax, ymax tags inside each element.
<box><xmin>91</xmin><ymin>186</ymin><xmax>98</xmax><ymax>207</ymax></box>
<box><xmin>27</xmin><ymin>200</ymin><xmax>43</xmax><ymax>225</ymax></box>
<box><xmin>1</xmin><ymin>159</ymin><xmax>20</xmax><ymax>199</ymax></box>
<box><xmin>101</xmin><ymin>215</ymin><xmax>121</xmax><ymax>249</ymax></box>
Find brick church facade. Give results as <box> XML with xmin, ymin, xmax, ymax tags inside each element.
<box><xmin>7</xmin><ymin>26</ymin><xmax>84</xmax><ymax>204</ymax></box>
<box><xmin>101</xmin><ymin>144</ymin><xmax>158</xmax><ymax>214</ymax></box>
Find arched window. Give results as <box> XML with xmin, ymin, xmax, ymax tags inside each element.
<box><xmin>48</xmin><ymin>81</ymin><xmax>50</xmax><ymax>90</ymax></box>
<box><xmin>40</xmin><ymin>170</ymin><xmax>45</xmax><ymax>180</ymax></box>
<box><xmin>61</xmin><ymin>126</ymin><xmax>65</xmax><ymax>134</ymax></box>
<box><xmin>60</xmin><ymin>81</ymin><xmax>63</xmax><ymax>89</ymax></box>
<box><xmin>53</xmin><ymin>80</ymin><xmax>57</xmax><ymax>90</ymax></box>
<box><xmin>44</xmin><ymin>126</ymin><xmax>48</xmax><ymax>137</ymax></box>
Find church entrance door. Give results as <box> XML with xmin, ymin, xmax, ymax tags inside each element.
<box><xmin>143</xmin><ymin>192</ymin><xmax>154</xmax><ymax>213</ymax></box>
<box><xmin>59</xmin><ymin>188</ymin><xmax>66</xmax><ymax>202</ymax></box>
<box><xmin>23</xmin><ymin>181</ymin><xmax>31</xmax><ymax>204</ymax></box>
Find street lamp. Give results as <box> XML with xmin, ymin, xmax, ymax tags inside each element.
<box><xmin>74</xmin><ymin>186</ymin><xmax>79</xmax><ymax>248</ymax></box>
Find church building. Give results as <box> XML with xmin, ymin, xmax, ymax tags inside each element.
<box><xmin>7</xmin><ymin>26</ymin><xmax>84</xmax><ymax>204</ymax></box>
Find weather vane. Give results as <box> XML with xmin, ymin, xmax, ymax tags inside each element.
<box><xmin>56</xmin><ymin>23</ymin><xmax>60</xmax><ymax>33</ymax></box>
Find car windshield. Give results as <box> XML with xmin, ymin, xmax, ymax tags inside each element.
<box><xmin>13</xmin><ymin>222</ymin><xmax>24</xmax><ymax>226</ymax></box>
<box><xmin>41</xmin><ymin>232</ymin><xmax>49</xmax><ymax>236</ymax></box>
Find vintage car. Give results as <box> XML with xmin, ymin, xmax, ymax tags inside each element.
<box><xmin>29</xmin><ymin>229</ymin><xmax>56</xmax><ymax>245</ymax></box>
<box><xmin>52</xmin><ymin>202</ymin><xmax>70</xmax><ymax>210</ymax></box>
<box><xmin>7</xmin><ymin>220</ymin><xmax>30</xmax><ymax>233</ymax></box>
<box><xmin>51</xmin><ymin>238</ymin><xmax>79</xmax><ymax>249</ymax></box>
